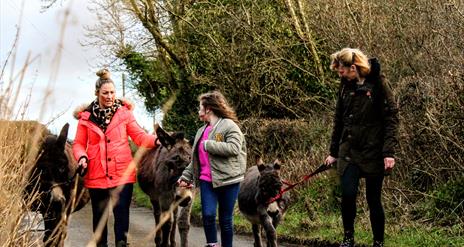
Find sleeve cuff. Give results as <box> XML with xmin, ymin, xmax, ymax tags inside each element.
<box><xmin>203</xmin><ymin>140</ymin><xmax>209</xmax><ymax>151</ymax></box>
<box><xmin>382</xmin><ymin>152</ymin><xmax>395</xmax><ymax>158</ymax></box>
<box><xmin>78</xmin><ymin>155</ymin><xmax>88</xmax><ymax>163</ymax></box>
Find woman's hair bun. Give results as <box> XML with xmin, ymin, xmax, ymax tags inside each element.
<box><xmin>96</xmin><ymin>69</ymin><xmax>111</xmax><ymax>79</ymax></box>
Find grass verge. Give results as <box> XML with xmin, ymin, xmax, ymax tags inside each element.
<box><xmin>133</xmin><ymin>182</ymin><xmax>464</xmax><ymax>247</ymax></box>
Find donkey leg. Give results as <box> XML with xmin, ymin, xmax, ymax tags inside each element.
<box><xmin>169</xmin><ymin>207</ymin><xmax>178</xmax><ymax>247</ymax></box>
<box><xmin>260</xmin><ymin>215</ymin><xmax>277</xmax><ymax>247</ymax></box>
<box><xmin>177</xmin><ymin>199</ymin><xmax>193</xmax><ymax>247</ymax></box>
<box><xmin>252</xmin><ymin>224</ymin><xmax>263</xmax><ymax>247</ymax></box>
<box><xmin>42</xmin><ymin>214</ymin><xmax>55</xmax><ymax>247</ymax></box>
<box><xmin>151</xmin><ymin>200</ymin><xmax>162</xmax><ymax>247</ymax></box>
<box><xmin>43</xmin><ymin>213</ymin><xmax>65</xmax><ymax>247</ymax></box>
<box><xmin>160</xmin><ymin>211</ymin><xmax>173</xmax><ymax>247</ymax></box>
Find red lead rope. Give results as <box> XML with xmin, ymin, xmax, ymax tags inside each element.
<box><xmin>267</xmin><ymin>163</ymin><xmax>331</xmax><ymax>204</ymax></box>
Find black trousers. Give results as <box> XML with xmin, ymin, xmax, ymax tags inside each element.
<box><xmin>88</xmin><ymin>183</ymin><xmax>133</xmax><ymax>246</ymax></box>
<box><xmin>341</xmin><ymin>164</ymin><xmax>385</xmax><ymax>242</ymax></box>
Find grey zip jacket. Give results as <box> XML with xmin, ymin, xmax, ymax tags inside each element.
<box><xmin>180</xmin><ymin>118</ymin><xmax>247</xmax><ymax>188</ymax></box>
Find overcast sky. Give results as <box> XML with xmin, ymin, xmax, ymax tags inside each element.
<box><xmin>0</xmin><ymin>0</ymin><xmax>155</xmax><ymax>137</ymax></box>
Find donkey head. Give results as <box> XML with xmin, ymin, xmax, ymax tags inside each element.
<box><xmin>156</xmin><ymin>125</ymin><xmax>192</xmax><ymax>178</ymax></box>
<box><xmin>156</xmin><ymin>125</ymin><xmax>193</xmax><ymax>206</ymax></box>
<box><xmin>257</xmin><ymin>158</ymin><xmax>283</xmax><ymax>203</ymax></box>
<box><xmin>31</xmin><ymin>123</ymin><xmax>71</xmax><ymax>207</ymax></box>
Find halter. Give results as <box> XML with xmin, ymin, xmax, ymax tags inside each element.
<box><xmin>48</xmin><ymin>165</ymin><xmax>85</xmax><ymax>190</ymax></box>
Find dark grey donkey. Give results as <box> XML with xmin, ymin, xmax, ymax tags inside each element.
<box><xmin>24</xmin><ymin>123</ymin><xmax>90</xmax><ymax>247</ymax></box>
<box><xmin>138</xmin><ymin>125</ymin><xmax>193</xmax><ymax>247</ymax></box>
<box><xmin>238</xmin><ymin>159</ymin><xmax>290</xmax><ymax>247</ymax></box>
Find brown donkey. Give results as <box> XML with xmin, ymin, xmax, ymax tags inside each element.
<box><xmin>137</xmin><ymin>126</ymin><xmax>193</xmax><ymax>247</ymax></box>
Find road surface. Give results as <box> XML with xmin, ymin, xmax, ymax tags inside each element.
<box><xmin>61</xmin><ymin>205</ymin><xmax>298</xmax><ymax>247</ymax></box>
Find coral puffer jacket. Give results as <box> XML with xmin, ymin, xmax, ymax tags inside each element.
<box><xmin>73</xmin><ymin>100</ymin><xmax>156</xmax><ymax>189</ymax></box>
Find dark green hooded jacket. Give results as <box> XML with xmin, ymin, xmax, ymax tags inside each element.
<box><xmin>329</xmin><ymin>58</ymin><xmax>399</xmax><ymax>176</ymax></box>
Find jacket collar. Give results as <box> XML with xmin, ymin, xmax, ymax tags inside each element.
<box><xmin>73</xmin><ymin>98</ymin><xmax>134</xmax><ymax>120</ymax></box>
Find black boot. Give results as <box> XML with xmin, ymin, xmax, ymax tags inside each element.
<box><xmin>373</xmin><ymin>240</ymin><xmax>384</xmax><ymax>247</ymax></box>
<box><xmin>339</xmin><ymin>231</ymin><xmax>354</xmax><ymax>247</ymax></box>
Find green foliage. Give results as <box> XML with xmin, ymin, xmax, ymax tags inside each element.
<box><xmin>133</xmin><ymin>182</ymin><xmax>151</xmax><ymax>208</ymax></box>
<box><xmin>387</xmin><ymin>224</ymin><xmax>464</xmax><ymax>247</ymax></box>
<box><xmin>118</xmin><ymin>47</ymin><xmax>170</xmax><ymax>113</ymax></box>
<box><xmin>161</xmin><ymin>87</ymin><xmax>206</xmax><ymax>139</ymax></box>
<box><xmin>118</xmin><ymin>0</ymin><xmax>336</xmax><ymax>132</ymax></box>
<box><xmin>241</xmin><ymin>117</ymin><xmax>332</xmax><ymax>163</ymax></box>
<box><xmin>416</xmin><ymin>176</ymin><xmax>464</xmax><ymax>225</ymax></box>
<box><xmin>432</xmin><ymin>176</ymin><xmax>464</xmax><ymax>218</ymax></box>
<box><xmin>118</xmin><ymin>46</ymin><xmax>210</xmax><ymax>138</ymax></box>
<box><xmin>186</xmin><ymin>0</ymin><xmax>335</xmax><ymax>119</ymax></box>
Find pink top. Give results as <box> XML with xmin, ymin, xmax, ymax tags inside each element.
<box><xmin>199</xmin><ymin>125</ymin><xmax>213</xmax><ymax>182</ymax></box>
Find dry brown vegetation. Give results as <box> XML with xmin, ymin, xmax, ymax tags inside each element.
<box><xmin>0</xmin><ymin>121</ymin><xmax>49</xmax><ymax>246</ymax></box>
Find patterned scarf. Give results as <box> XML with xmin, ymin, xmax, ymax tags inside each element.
<box><xmin>90</xmin><ymin>99</ymin><xmax>122</xmax><ymax>132</ymax></box>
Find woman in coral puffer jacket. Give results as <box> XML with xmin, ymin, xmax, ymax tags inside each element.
<box><xmin>73</xmin><ymin>69</ymin><xmax>157</xmax><ymax>247</ymax></box>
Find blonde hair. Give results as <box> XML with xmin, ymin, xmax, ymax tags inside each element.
<box><xmin>199</xmin><ymin>91</ymin><xmax>238</xmax><ymax>122</ymax></box>
<box><xmin>330</xmin><ymin>48</ymin><xmax>370</xmax><ymax>77</ymax></box>
<box><xmin>95</xmin><ymin>69</ymin><xmax>114</xmax><ymax>92</ymax></box>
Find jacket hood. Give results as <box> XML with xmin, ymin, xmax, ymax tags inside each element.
<box><xmin>73</xmin><ymin>98</ymin><xmax>134</xmax><ymax>119</ymax></box>
<box><xmin>367</xmin><ymin>57</ymin><xmax>381</xmax><ymax>80</ymax></box>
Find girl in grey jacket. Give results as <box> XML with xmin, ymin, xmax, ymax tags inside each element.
<box><xmin>179</xmin><ymin>91</ymin><xmax>246</xmax><ymax>247</ymax></box>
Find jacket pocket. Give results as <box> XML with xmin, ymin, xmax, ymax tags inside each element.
<box><xmin>114</xmin><ymin>152</ymin><xmax>133</xmax><ymax>176</ymax></box>
<box><xmin>86</xmin><ymin>146</ymin><xmax>105</xmax><ymax>180</ymax></box>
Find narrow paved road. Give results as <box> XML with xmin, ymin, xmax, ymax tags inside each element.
<box><xmin>63</xmin><ymin>205</ymin><xmax>298</xmax><ymax>247</ymax></box>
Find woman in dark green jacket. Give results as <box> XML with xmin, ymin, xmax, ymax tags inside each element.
<box><xmin>325</xmin><ymin>48</ymin><xmax>399</xmax><ymax>247</ymax></box>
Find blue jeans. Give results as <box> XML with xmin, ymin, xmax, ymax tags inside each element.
<box><xmin>200</xmin><ymin>181</ymin><xmax>240</xmax><ymax>247</ymax></box>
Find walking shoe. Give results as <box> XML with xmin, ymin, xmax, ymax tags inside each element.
<box><xmin>204</xmin><ymin>243</ymin><xmax>219</xmax><ymax>247</ymax></box>
<box><xmin>116</xmin><ymin>240</ymin><xmax>128</xmax><ymax>247</ymax></box>
<box><xmin>373</xmin><ymin>240</ymin><xmax>384</xmax><ymax>247</ymax></box>
<box><xmin>339</xmin><ymin>237</ymin><xmax>354</xmax><ymax>247</ymax></box>
<box><xmin>339</xmin><ymin>230</ymin><xmax>354</xmax><ymax>247</ymax></box>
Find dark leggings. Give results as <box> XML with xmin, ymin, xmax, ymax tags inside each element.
<box><xmin>341</xmin><ymin>164</ymin><xmax>384</xmax><ymax>242</ymax></box>
<box><xmin>88</xmin><ymin>183</ymin><xmax>133</xmax><ymax>246</ymax></box>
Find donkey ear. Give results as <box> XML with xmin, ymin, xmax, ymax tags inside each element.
<box><xmin>273</xmin><ymin>159</ymin><xmax>281</xmax><ymax>170</ymax></box>
<box><xmin>172</xmin><ymin>132</ymin><xmax>185</xmax><ymax>142</ymax></box>
<box><xmin>154</xmin><ymin>123</ymin><xmax>160</xmax><ymax>132</ymax></box>
<box><xmin>156</xmin><ymin>126</ymin><xmax>175</xmax><ymax>148</ymax></box>
<box><xmin>56</xmin><ymin>123</ymin><xmax>69</xmax><ymax>149</ymax></box>
<box><xmin>257</xmin><ymin>158</ymin><xmax>265</xmax><ymax>171</ymax></box>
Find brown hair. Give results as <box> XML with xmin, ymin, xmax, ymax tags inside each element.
<box><xmin>199</xmin><ymin>91</ymin><xmax>238</xmax><ymax>122</ymax></box>
<box><xmin>95</xmin><ymin>69</ymin><xmax>114</xmax><ymax>92</ymax></box>
<box><xmin>330</xmin><ymin>48</ymin><xmax>370</xmax><ymax>77</ymax></box>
